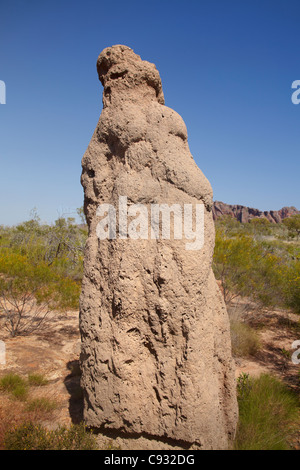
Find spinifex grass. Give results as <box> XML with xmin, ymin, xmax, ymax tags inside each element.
<box><xmin>234</xmin><ymin>373</ymin><xmax>299</xmax><ymax>450</ymax></box>
<box><xmin>27</xmin><ymin>373</ymin><xmax>48</xmax><ymax>387</ymax></box>
<box><xmin>0</xmin><ymin>373</ymin><xmax>28</xmax><ymax>401</ymax></box>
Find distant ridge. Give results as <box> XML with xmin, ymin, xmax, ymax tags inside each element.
<box><xmin>212</xmin><ymin>201</ymin><xmax>299</xmax><ymax>223</ymax></box>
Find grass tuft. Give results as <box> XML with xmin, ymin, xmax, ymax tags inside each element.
<box><xmin>27</xmin><ymin>373</ymin><xmax>48</xmax><ymax>387</ymax></box>
<box><xmin>0</xmin><ymin>373</ymin><xmax>29</xmax><ymax>401</ymax></box>
<box><xmin>25</xmin><ymin>397</ymin><xmax>57</xmax><ymax>413</ymax></box>
<box><xmin>234</xmin><ymin>373</ymin><xmax>299</xmax><ymax>450</ymax></box>
<box><xmin>230</xmin><ymin>320</ymin><xmax>261</xmax><ymax>358</ymax></box>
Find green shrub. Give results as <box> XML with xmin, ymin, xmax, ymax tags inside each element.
<box><xmin>213</xmin><ymin>221</ymin><xmax>300</xmax><ymax>313</ymax></box>
<box><xmin>283</xmin><ymin>261</ymin><xmax>300</xmax><ymax>313</ymax></box>
<box><xmin>0</xmin><ymin>251</ymin><xmax>81</xmax><ymax>310</ymax></box>
<box><xmin>283</xmin><ymin>214</ymin><xmax>300</xmax><ymax>239</ymax></box>
<box><xmin>4</xmin><ymin>422</ymin><xmax>98</xmax><ymax>450</ymax></box>
<box><xmin>0</xmin><ymin>214</ymin><xmax>87</xmax><ymax>328</ymax></box>
<box><xmin>234</xmin><ymin>373</ymin><xmax>299</xmax><ymax>450</ymax></box>
<box><xmin>4</xmin><ymin>422</ymin><xmax>49</xmax><ymax>450</ymax></box>
<box><xmin>0</xmin><ymin>250</ymin><xmax>81</xmax><ymax>337</ymax></box>
<box><xmin>236</xmin><ymin>372</ymin><xmax>252</xmax><ymax>401</ymax></box>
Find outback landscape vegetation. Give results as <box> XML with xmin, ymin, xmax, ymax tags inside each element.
<box><xmin>0</xmin><ymin>209</ymin><xmax>299</xmax><ymax>450</ymax></box>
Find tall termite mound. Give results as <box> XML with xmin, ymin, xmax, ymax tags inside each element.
<box><xmin>80</xmin><ymin>45</ymin><xmax>238</xmax><ymax>449</ymax></box>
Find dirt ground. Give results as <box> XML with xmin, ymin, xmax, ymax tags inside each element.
<box><xmin>0</xmin><ymin>305</ymin><xmax>299</xmax><ymax>450</ymax></box>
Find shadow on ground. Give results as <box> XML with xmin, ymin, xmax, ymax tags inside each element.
<box><xmin>64</xmin><ymin>359</ymin><xmax>84</xmax><ymax>424</ymax></box>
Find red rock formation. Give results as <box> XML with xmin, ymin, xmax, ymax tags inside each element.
<box><xmin>212</xmin><ymin>201</ymin><xmax>299</xmax><ymax>223</ymax></box>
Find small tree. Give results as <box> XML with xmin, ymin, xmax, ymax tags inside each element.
<box><xmin>213</xmin><ymin>233</ymin><xmax>262</xmax><ymax>305</ymax></box>
<box><xmin>0</xmin><ymin>253</ymin><xmax>54</xmax><ymax>337</ymax></box>
<box><xmin>213</xmin><ymin>230</ymin><xmax>288</xmax><ymax>309</ymax></box>
<box><xmin>249</xmin><ymin>217</ymin><xmax>271</xmax><ymax>237</ymax></box>
<box><xmin>283</xmin><ymin>214</ymin><xmax>300</xmax><ymax>239</ymax></box>
<box><xmin>0</xmin><ymin>278</ymin><xmax>50</xmax><ymax>337</ymax></box>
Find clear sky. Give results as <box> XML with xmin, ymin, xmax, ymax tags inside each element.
<box><xmin>0</xmin><ymin>0</ymin><xmax>299</xmax><ymax>225</ymax></box>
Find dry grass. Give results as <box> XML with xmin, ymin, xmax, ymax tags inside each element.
<box><xmin>228</xmin><ymin>304</ymin><xmax>261</xmax><ymax>358</ymax></box>
<box><xmin>230</xmin><ymin>320</ymin><xmax>261</xmax><ymax>357</ymax></box>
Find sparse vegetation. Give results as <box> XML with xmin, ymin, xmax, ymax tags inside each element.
<box><xmin>213</xmin><ymin>216</ymin><xmax>300</xmax><ymax>313</ymax></box>
<box><xmin>283</xmin><ymin>214</ymin><xmax>300</xmax><ymax>240</ymax></box>
<box><xmin>0</xmin><ymin>371</ymin><xmax>106</xmax><ymax>450</ymax></box>
<box><xmin>0</xmin><ymin>372</ymin><xmax>55</xmax><ymax>411</ymax></box>
<box><xmin>0</xmin><ymin>212</ymin><xmax>299</xmax><ymax>449</ymax></box>
<box><xmin>3</xmin><ymin>422</ymin><xmax>98</xmax><ymax>450</ymax></box>
<box><xmin>0</xmin><ymin>211</ymin><xmax>298</xmax><ymax>336</ymax></box>
<box><xmin>0</xmin><ymin>373</ymin><xmax>29</xmax><ymax>401</ymax></box>
<box><xmin>25</xmin><ymin>397</ymin><xmax>57</xmax><ymax>413</ymax></box>
<box><xmin>0</xmin><ymin>212</ymin><xmax>87</xmax><ymax>336</ymax></box>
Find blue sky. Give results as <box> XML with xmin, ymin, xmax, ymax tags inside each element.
<box><xmin>0</xmin><ymin>0</ymin><xmax>299</xmax><ymax>225</ymax></box>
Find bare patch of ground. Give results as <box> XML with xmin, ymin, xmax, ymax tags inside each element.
<box><xmin>235</xmin><ymin>307</ymin><xmax>300</xmax><ymax>389</ymax></box>
<box><xmin>0</xmin><ymin>311</ymin><xmax>82</xmax><ymax>429</ymax></box>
